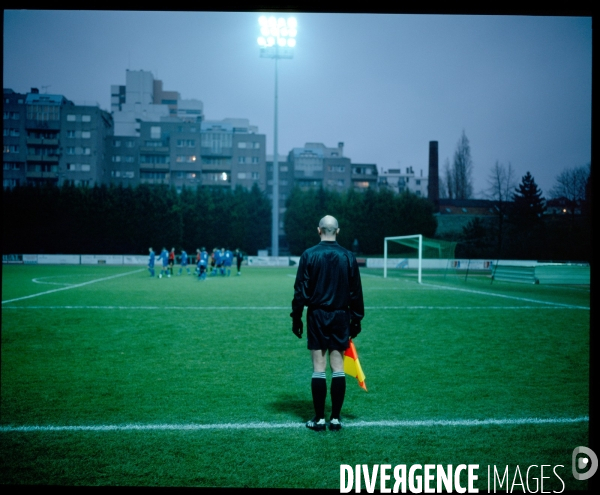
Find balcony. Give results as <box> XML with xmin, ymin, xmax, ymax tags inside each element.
<box><xmin>27</xmin><ymin>154</ymin><xmax>60</xmax><ymax>162</ymax></box>
<box><xmin>139</xmin><ymin>146</ymin><xmax>169</xmax><ymax>154</ymax></box>
<box><xmin>200</xmin><ymin>147</ymin><xmax>233</xmax><ymax>157</ymax></box>
<box><xmin>25</xmin><ymin>120</ymin><xmax>61</xmax><ymax>131</ymax></box>
<box><xmin>139</xmin><ymin>163</ymin><xmax>170</xmax><ymax>171</ymax></box>
<box><xmin>26</xmin><ymin>171</ymin><xmax>59</xmax><ymax>179</ymax></box>
<box><xmin>26</xmin><ymin>137</ymin><xmax>59</xmax><ymax>146</ymax></box>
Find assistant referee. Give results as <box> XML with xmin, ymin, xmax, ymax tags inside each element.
<box><xmin>290</xmin><ymin>215</ymin><xmax>365</xmax><ymax>431</ymax></box>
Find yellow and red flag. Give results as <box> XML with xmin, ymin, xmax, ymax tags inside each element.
<box><xmin>344</xmin><ymin>338</ymin><xmax>367</xmax><ymax>391</ymax></box>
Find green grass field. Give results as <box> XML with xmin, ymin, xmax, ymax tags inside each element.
<box><xmin>0</xmin><ymin>264</ymin><xmax>590</xmax><ymax>489</ymax></box>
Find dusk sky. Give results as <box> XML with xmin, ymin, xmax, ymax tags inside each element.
<box><xmin>3</xmin><ymin>10</ymin><xmax>592</xmax><ymax>198</ymax></box>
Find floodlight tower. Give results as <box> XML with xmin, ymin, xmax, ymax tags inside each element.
<box><xmin>257</xmin><ymin>15</ymin><xmax>297</xmax><ymax>258</ymax></box>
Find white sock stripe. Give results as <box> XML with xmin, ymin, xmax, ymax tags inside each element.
<box><xmin>332</xmin><ymin>371</ymin><xmax>346</xmax><ymax>378</ymax></box>
<box><xmin>312</xmin><ymin>372</ymin><xmax>326</xmax><ymax>379</ymax></box>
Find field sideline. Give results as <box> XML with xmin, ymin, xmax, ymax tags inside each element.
<box><xmin>0</xmin><ymin>264</ymin><xmax>590</xmax><ymax>489</ymax></box>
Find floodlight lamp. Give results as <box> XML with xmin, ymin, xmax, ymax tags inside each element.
<box><xmin>268</xmin><ymin>16</ymin><xmax>277</xmax><ymax>27</ymax></box>
<box><xmin>277</xmin><ymin>37</ymin><xmax>286</xmax><ymax>47</ymax></box>
<box><xmin>258</xmin><ymin>16</ymin><xmax>268</xmax><ymax>27</ymax></box>
<box><xmin>287</xmin><ymin>38</ymin><xmax>296</xmax><ymax>47</ymax></box>
<box><xmin>280</xmin><ymin>27</ymin><xmax>288</xmax><ymax>37</ymax></box>
<box><xmin>267</xmin><ymin>36</ymin><xmax>275</xmax><ymax>46</ymax></box>
<box><xmin>277</xmin><ymin>17</ymin><xmax>286</xmax><ymax>27</ymax></box>
<box><xmin>288</xmin><ymin>17</ymin><xmax>297</xmax><ymax>28</ymax></box>
<box><xmin>260</xmin><ymin>26</ymin><xmax>270</xmax><ymax>36</ymax></box>
<box><xmin>221</xmin><ymin>172</ymin><xmax>228</xmax><ymax>181</ymax></box>
<box><xmin>288</xmin><ymin>28</ymin><xmax>297</xmax><ymax>37</ymax></box>
<box><xmin>257</xmin><ymin>37</ymin><xmax>266</xmax><ymax>46</ymax></box>
<box><xmin>270</xmin><ymin>26</ymin><xmax>279</xmax><ymax>37</ymax></box>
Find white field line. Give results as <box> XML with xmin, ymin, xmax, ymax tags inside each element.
<box><xmin>0</xmin><ymin>416</ymin><xmax>588</xmax><ymax>433</ymax></box>
<box><xmin>1</xmin><ymin>269</ymin><xmax>145</xmax><ymax>305</ymax></box>
<box><xmin>422</xmin><ymin>282</ymin><xmax>589</xmax><ymax>310</ymax></box>
<box><xmin>0</xmin><ymin>305</ymin><xmax>587</xmax><ymax>311</ymax></box>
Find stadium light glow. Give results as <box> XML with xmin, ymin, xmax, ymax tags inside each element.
<box><xmin>257</xmin><ymin>15</ymin><xmax>297</xmax><ymax>257</ymax></box>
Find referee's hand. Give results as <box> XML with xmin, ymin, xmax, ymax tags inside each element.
<box><xmin>292</xmin><ymin>318</ymin><xmax>303</xmax><ymax>339</ymax></box>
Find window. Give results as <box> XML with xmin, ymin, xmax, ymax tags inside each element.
<box><xmin>3</xmin><ymin>162</ymin><xmax>21</xmax><ymax>170</ymax></box>
<box><xmin>176</xmin><ymin>139</ymin><xmax>195</xmax><ymax>148</ymax></box>
<box><xmin>252</xmin><ymin>157</ymin><xmax>260</xmax><ymax>164</ymax></box>
<box><xmin>150</xmin><ymin>126</ymin><xmax>161</xmax><ymax>139</ymax></box>
<box><xmin>238</xmin><ymin>157</ymin><xmax>245</xmax><ymax>164</ymax></box>
<box><xmin>83</xmin><ymin>148</ymin><xmax>91</xmax><ymax>155</ymax></box>
<box><xmin>67</xmin><ymin>114</ymin><xmax>76</xmax><ymax>121</ymax></box>
<box><xmin>123</xmin><ymin>171</ymin><xmax>135</xmax><ymax>179</ymax></box>
<box><xmin>124</xmin><ymin>156</ymin><xmax>135</xmax><ymax>163</ymax></box>
<box><xmin>67</xmin><ymin>163</ymin><xmax>78</xmax><ymax>171</ymax></box>
<box><xmin>4</xmin><ymin>179</ymin><xmax>19</xmax><ymax>188</ymax></box>
<box><xmin>112</xmin><ymin>156</ymin><xmax>122</xmax><ymax>162</ymax></box>
<box><xmin>81</xmin><ymin>164</ymin><xmax>91</xmax><ymax>172</ymax></box>
<box><xmin>176</xmin><ymin>155</ymin><xmax>196</xmax><ymax>163</ymax></box>
<box><xmin>81</xmin><ymin>131</ymin><xmax>91</xmax><ymax>139</ymax></box>
<box><xmin>4</xmin><ymin>145</ymin><xmax>20</xmax><ymax>153</ymax></box>
<box><xmin>251</xmin><ymin>172</ymin><xmax>260</xmax><ymax>180</ymax></box>
<box><xmin>237</xmin><ymin>172</ymin><xmax>247</xmax><ymax>179</ymax></box>
<box><xmin>237</xmin><ymin>142</ymin><xmax>247</xmax><ymax>149</ymax></box>
<box><xmin>254</xmin><ymin>142</ymin><xmax>260</xmax><ymax>149</ymax></box>
<box><xmin>66</xmin><ymin>147</ymin><xmax>75</xmax><ymax>155</ymax></box>
<box><xmin>67</xmin><ymin>130</ymin><xmax>76</xmax><ymax>138</ymax></box>
<box><xmin>81</xmin><ymin>115</ymin><xmax>91</xmax><ymax>122</ymax></box>
<box><xmin>114</xmin><ymin>140</ymin><xmax>121</xmax><ymax>147</ymax></box>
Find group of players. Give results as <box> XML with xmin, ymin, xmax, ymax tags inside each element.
<box><xmin>147</xmin><ymin>247</ymin><xmax>244</xmax><ymax>280</ymax></box>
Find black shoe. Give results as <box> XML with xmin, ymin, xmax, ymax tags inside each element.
<box><xmin>306</xmin><ymin>417</ymin><xmax>326</xmax><ymax>431</ymax></box>
<box><xmin>329</xmin><ymin>418</ymin><xmax>343</xmax><ymax>431</ymax></box>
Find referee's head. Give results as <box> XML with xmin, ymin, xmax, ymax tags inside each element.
<box><xmin>318</xmin><ymin>215</ymin><xmax>340</xmax><ymax>239</ymax></box>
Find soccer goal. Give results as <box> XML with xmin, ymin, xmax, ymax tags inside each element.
<box><xmin>383</xmin><ymin>234</ymin><xmax>457</xmax><ymax>283</ymax></box>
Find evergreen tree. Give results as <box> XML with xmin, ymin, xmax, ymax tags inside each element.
<box><xmin>507</xmin><ymin>171</ymin><xmax>546</xmax><ymax>259</ymax></box>
<box><xmin>510</xmin><ymin>171</ymin><xmax>546</xmax><ymax>229</ymax></box>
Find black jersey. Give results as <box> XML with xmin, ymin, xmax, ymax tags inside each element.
<box><xmin>291</xmin><ymin>240</ymin><xmax>364</xmax><ymax>321</ymax></box>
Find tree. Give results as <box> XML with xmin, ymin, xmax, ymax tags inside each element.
<box><xmin>450</xmin><ymin>130</ymin><xmax>474</xmax><ymax>199</ymax></box>
<box><xmin>550</xmin><ymin>164</ymin><xmax>590</xmax><ymax>216</ymax></box>
<box><xmin>511</xmin><ymin>171</ymin><xmax>546</xmax><ymax>226</ymax></box>
<box><xmin>486</xmin><ymin>161</ymin><xmax>516</xmax><ymax>256</ymax></box>
<box><xmin>507</xmin><ymin>171</ymin><xmax>546</xmax><ymax>258</ymax></box>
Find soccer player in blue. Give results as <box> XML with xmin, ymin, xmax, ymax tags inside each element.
<box><xmin>158</xmin><ymin>247</ymin><xmax>170</xmax><ymax>278</ymax></box>
<box><xmin>178</xmin><ymin>249</ymin><xmax>191</xmax><ymax>275</ymax></box>
<box><xmin>197</xmin><ymin>247</ymin><xmax>209</xmax><ymax>280</ymax></box>
<box><xmin>148</xmin><ymin>247</ymin><xmax>156</xmax><ymax>277</ymax></box>
<box><xmin>223</xmin><ymin>248</ymin><xmax>233</xmax><ymax>276</ymax></box>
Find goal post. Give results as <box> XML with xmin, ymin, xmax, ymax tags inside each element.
<box><xmin>383</xmin><ymin>234</ymin><xmax>457</xmax><ymax>283</ymax></box>
<box><xmin>384</xmin><ymin>234</ymin><xmax>423</xmax><ymax>282</ymax></box>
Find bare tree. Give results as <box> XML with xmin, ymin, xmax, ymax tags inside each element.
<box><xmin>486</xmin><ymin>161</ymin><xmax>516</xmax><ymax>255</ymax></box>
<box><xmin>450</xmin><ymin>130</ymin><xmax>474</xmax><ymax>199</ymax></box>
<box><xmin>487</xmin><ymin>161</ymin><xmax>516</xmax><ymax>204</ymax></box>
<box><xmin>550</xmin><ymin>164</ymin><xmax>590</xmax><ymax>215</ymax></box>
<box><xmin>443</xmin><ymin>157</ymin><xmax>453</xmax><ymax>199</ymax></box>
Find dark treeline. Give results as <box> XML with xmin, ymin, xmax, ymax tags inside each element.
<box><xmin>284</xmin><ymin>187</ymin><xmax>438</xmax><ymax>255</ymax></box>
<box><xmin>3</xmin><ymin>183</ymin><xmax>271</xmax><ymax>255</ymax></box>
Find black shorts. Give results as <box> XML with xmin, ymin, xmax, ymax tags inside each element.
<box><xmin>307</xmin><ymin>308</ymin><xmax>350</xmax><ymax>352</ymax></box>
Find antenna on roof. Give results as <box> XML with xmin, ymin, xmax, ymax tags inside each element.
<box><xmin>41</xmin><ymin>85</ymin><xmax>51</xmax><ymax>94</ymax></box>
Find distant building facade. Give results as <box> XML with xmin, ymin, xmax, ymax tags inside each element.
<box><xmin>378</xmin><ymin>165</ymin><xmax>429</xmax><ymax>197</ymax></box>
<box><xmin>3</xmin><ymin>88</ymin><xmax>113</xmax><ymax>188</ymax></box>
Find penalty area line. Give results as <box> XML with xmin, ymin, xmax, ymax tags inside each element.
<box><xmin>0</xmin><ymin>416</ymin><xmax>588</xmax><ymax>433</ymax></box>
<box><xmin>1</xmin><ymin>269</ymin><xmax>145</xmax><ymax>305</ymax></box>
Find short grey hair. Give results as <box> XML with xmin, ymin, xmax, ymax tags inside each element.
<box><xmin>318</xmin><ymin>215</ymin><xmax>339</xmax><ymax>235</ymax></box>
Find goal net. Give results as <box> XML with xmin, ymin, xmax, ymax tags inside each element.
<box><xmin>383</xmin><ymin>234</ymin><xmax>457</xmax><ymax>283</ymax></box>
